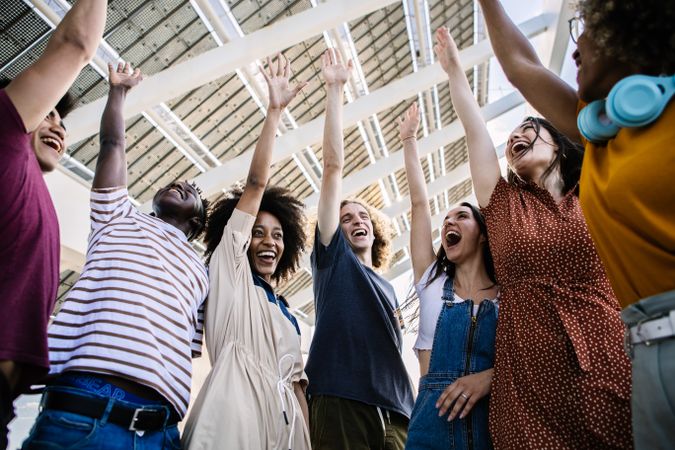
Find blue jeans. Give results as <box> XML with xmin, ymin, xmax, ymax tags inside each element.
<box><xmin>21</xmin><ymin>386</ymin><xmax>181</xmax><ymax>450</ymax></box>
<box><xmin>622</xmin><ymin>290</ymin><xmax>675</xmax><ymax>450</ymax></box>
<box><xmin>406</xmin><ymin>275</ymin><xmax>496</xmax><ymax>450</ymax></box>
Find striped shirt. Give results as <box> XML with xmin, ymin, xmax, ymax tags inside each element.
<box><xmin>48</xmin><ymin>186</ymin><xmax>208</xmax><ymax>417</ymax></box>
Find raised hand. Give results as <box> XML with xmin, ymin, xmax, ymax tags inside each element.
<box><xmin>433</xmin><ymin>27</ymin><xmax>461</xmax><ymax>74</ymax></box>
<box><xmin>260</xmin><ymin>53</ymin><xmax>307</xmax><ymax>111</ymax></box>
<box><xmin>398</xmin><ymin>102</ymin><xmax>420</xmax><ymax>142</ymax></box>
<box><xmin>321</xmin><ymin>48</ymin><xmax>353</xmax><ymax>86</ymax></box>
<box><xmin>108</xmin><ymin>62</ymin><xmax>143</xmax><ymax>91</ymax></box>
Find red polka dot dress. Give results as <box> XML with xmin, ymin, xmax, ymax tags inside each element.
<box><xmin>482</xmin><ymin>179</ymin><xmax>632</xmax><ymax>449</ymax></box>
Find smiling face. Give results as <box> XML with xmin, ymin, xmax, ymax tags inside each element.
<box><xmin>441</xmin><ymin>205</ymin><xmax>484</xmax><ymax>264</ymax></box>
<box><xmin>340</xmin><ymin>202</ymin><xmax>375</xmax><ymax>255</ymax></box>
<box><xmin>505</xmin><ymin>120</ymin><xmax>557</xmax><ymax>183</ymax></box>
<box><xmin>152</xmin><ymin>180</ymin><xmax>204</xmax><ymax>237</ymax></box>
<box><xmin>31</xmin><ymin>109</ymin><xmax>67</xmax><ymax>172</ymax></box>
<box><xmin>247</xmin><ymin>211</ymin><xmax>285</xmax><ymax>283</ymax></box>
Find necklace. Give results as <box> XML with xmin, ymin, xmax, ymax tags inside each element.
<box><xmin>454</xmin><ymin>282</ymin><xmax>497</xmax><ymax>302</ymax></box>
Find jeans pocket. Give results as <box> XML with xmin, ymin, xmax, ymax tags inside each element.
<box><xmin>22</xmin><ymin>410</ymin><xmax>98</xmax><ymax>449</ymax></box>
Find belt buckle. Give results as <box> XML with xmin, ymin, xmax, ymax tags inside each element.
<box><xmin>129</xmin><ymin>408</ymin><xmax>146</xmax><ymax>432</ymax></box>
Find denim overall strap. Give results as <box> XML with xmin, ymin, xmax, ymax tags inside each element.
<box><xmin>426</xmin><ymin>276</ymin><xmax>472</xmax><ymax>378</ymax></box>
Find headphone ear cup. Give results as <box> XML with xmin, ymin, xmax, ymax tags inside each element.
<box><xmin>578</xmin><ymin>100</ymin><xmax>620</xmax><ymax>143</ymax></box>
<box><xmin>606</xmin><ymin>75</ymin><xmax>667</xmax><ymax>127</ymax></box>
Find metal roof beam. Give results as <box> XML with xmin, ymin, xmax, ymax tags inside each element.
<box><xmin>180</xmin><ymin>14</ymin><xmax>551</xmax><ymax>205</ymax></box>
<box><xmin>301</xmin><ymin>91</ymin><xmax>523</xmax><ymax>208</ymax></box>
<box><xmin>63</xmin><ymin>0</ymin><xmax>401</xmax><ymax>144</ymax></box>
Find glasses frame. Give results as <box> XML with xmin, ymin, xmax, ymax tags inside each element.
<box><xmin>568</xmin><ymin>16</ymin><xmax>583</xmax><ymax>44</ymax></box>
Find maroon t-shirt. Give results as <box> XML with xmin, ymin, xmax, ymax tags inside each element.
<box><xmin>0</xmin><ymin>89</ymin><xmax>60</xmax><ymax>377</ymax></box>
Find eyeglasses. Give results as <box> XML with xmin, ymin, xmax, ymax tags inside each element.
<box><xmin>568</xmin><ymin>16</ymin><xmax>584</xmax><ymax>44</ymax></box>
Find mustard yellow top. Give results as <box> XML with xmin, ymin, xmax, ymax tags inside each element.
<box><xmin>578</xmin><ymin>101</ymin><xmax>675</xmax><ymax>307</ymax></box>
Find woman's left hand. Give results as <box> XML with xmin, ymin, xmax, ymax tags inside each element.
<box><xmin>436</xmin><ymin>369</ymin><xmax>493</xmax><ymax>421</ymax></box>
<box><xmin>261</xmin><ymin>53</ymin><xmax>307</xmax><ymax>111</ymax></box>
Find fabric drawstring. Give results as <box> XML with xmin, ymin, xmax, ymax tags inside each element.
<box><xmin>276</xmin><ymin>353</ymin><xmax>297</xmax><ymax>450</ymax></box>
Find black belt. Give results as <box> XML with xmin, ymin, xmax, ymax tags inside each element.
<box><xmin>42</xmin><ymin>390</ymin><xmax>178</xmax><ymax>431</ymax></box>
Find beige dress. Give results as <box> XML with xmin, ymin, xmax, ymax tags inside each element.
<box><xmin>182</xmin><ymin>209</ymin><xmax>310</xmax><ymax>450</ymax></box>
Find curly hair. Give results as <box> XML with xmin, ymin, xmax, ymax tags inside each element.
<box><xmin>507</xmin><ymin>117</ymin><xmax>585</xmax><ymax>195</ymax></box>
<box><xmin>339</xmin><ymin>199</ymin><xmax>394</xmax><ymax>271</ymax></box>
<box><xmin>203</xmin><ymin>185</ymin><xmax>307</xmax><ymax>283</ymax></box>
<box><xmin>577</xmin><ymin>0</ymin><xmax>675</xmax><ymax>74</ymax></box>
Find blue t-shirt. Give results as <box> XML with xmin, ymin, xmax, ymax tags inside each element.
<box><xmin>305</xmin><ymin>227</ymin><xmax>414</xmax><ymax>418</ymax></box>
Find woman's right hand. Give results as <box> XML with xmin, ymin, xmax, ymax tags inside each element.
<box><xmin>433</xmin><ymin>27</ymin><xmax>461</xmax><ymax>74</ymax></box>
<box><xmin>321</xmin><ymin>48</ymin><xmax>353</xmax><ymax>86</ymax></box>
<box><xmin>398</xmin><ymin>102</ymin><xmax>420</xmax><ymax>142</ymax></box>
<box><xmin>260</xmin><ymin>53</ymin><xmax>307</xmax><ymax>111</ymax></box>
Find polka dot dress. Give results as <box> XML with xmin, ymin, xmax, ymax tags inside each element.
<box><xmin>482</xmin><ymin>179</ymin><xmax>632</xmax><ymax>449</ymax></box>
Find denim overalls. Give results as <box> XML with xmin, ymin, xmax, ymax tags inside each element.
<box><xmin>406</xmin><ymin>276</ymin><xmax>498</xmax><ymax>450</ymax></box>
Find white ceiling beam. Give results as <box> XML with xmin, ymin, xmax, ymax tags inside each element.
<box><xmin>63</xmin><ymin>0</ymin><xmax>401</xmax><ymax>143</ymax></box>
<box><xmin>191</xmin><ymin>0</ymin><xmax>321</xmax><ymax>192</ymax></box>
<box><xmin>180</xmin><ymin>14</ymin><xmax>551</xmax><ymax>205</ymax></box>
<box><xmin>28</xmin><ymin>0</ymin><xmax>219</xmax><ymax>174</ymax></box>
<box><xmin>301</xmin><ymin>91</ymin><xmax>523</xmax><ymax>208</ymax></box>
<box><xmin>381</xmin><ymin>149</ymin><xmax>505</xmax><ymax>219</ymax></box>
<box><xmin>544</xmin><ymin>0</ymin><xmax>573</xmax><ymax>74</ymax></box>
<box><xmin>289</xmin><ymin>3</ymin><xmax>570</xmax><ymax>317</ymax></box>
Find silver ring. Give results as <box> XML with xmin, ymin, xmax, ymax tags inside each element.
<box><xmin>460</xmin><ymin>393</ymin><xmax>469</xmax><ymax>400</ymax></box>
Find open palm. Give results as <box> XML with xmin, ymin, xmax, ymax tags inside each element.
<box><xmin>399</xmin><ymin>102</ymin><xmax>420</xmax><ymax>140</ymax></box>
<box><xmin>321</xmin><ymin>48</ymin><xmax>353</xmax><ymax>86</ymax></box>
<box><xmin>433</xmin><ymin>27</ymin><xmax>461</xmax><ymax>74</ymax></box>
<box><xmin>108</xmin><ymin>62</ymin><xmax>143</xmax><ymax>90</ymax></box>
<box><xmin>261</xmin><ymin>53</ymin><xmax>306</xmax><ymax>110</ymax></box>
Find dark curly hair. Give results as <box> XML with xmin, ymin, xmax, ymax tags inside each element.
<box><xmin>340</xmin><ymin>199</ymin><xmax>394</xmax><ymax>271</ymax></box>
<box><xmin>577</xmin><ymin>0</ymin><xmax>675</xmax><ymax>74</ymax></box>
<box><xmin>400</xmin><ymin>202</ymin><xmax>496</xmax><ymax>332</ymax></box>
<box><xmin>203</xmin><ymin>185</ymin><xmax>307</xmax><ymax>283</ymax></box>
<box><xmin>507</xmin><ymin>117</ymin><xmax>584</xmax><ymax>195</ymax></box>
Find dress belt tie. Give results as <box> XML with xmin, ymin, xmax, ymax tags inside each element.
<box><xmin>276</xmin><ymin>353</ymin><xmax>297</xmax><ymax>450</ymax></box>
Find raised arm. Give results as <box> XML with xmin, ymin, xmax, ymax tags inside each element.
<box><xmin>477</xmin><ymin>0</ymin><xmax>580</xmax><ymax>140</ymax></box>
<box><xmin>4</xmin><ymin>0</ymin><xmax>107</xmax><ymax>132</ymax></box>
<box><xmin>93</xmin><ymin>63</ymin><xmax>143</xmax><ymax>189</ymax></box>
<box><xmin>433</xmin><ymin>28</ymin><xmax>501</xmax><ymax>208</ymax></box>
<box><xmin>317</xmin><ymin>49</ymin><xmax>353</xmax><ymax>245</ymax></box>
<box><xmin>236</xmin><ymin>54</ymin><xmax>307</xmax><ymax>216</ymax></box>
<box><xmin>399</xmin><ymin>103</ymin><xmax>435</xmax><ymax>283</ymax></box>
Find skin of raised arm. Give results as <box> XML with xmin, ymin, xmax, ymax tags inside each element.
<box><xmin>4</xmin><ymin>0</ymin><xmax>107</xmax><ymax>132</ymax></box>
<box><xmin>434</xmin><ymin>28</ymin><xmax>501</xmax><ymax>208</ymax></box>
<box><xmin>399</xmin><ymin>103</ymin><xmax>435</xmax><ymax>283</ymax></box>
<box><xmin>293</xmin><ymin>381</ymin><xmax>310</xmax><ymax>429</ymax></box>
<box><xmin>236</xmin><ymin>54</ymin><xmax>307</xmax><ymax>216</ymax></box>
<box><xmin>477</xmin><ymin>0</ymin><xmax>580</xmax><ymax>140</ymax></box>
<box><xmin>317</xmin><ymin>49</ymin><xmax>353</xmax><ymax>246</ymax></box>
<box><xmin>93</xmin><ymin>63</ymin><xmax>143</xmax><ymax>189</ymax></box>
